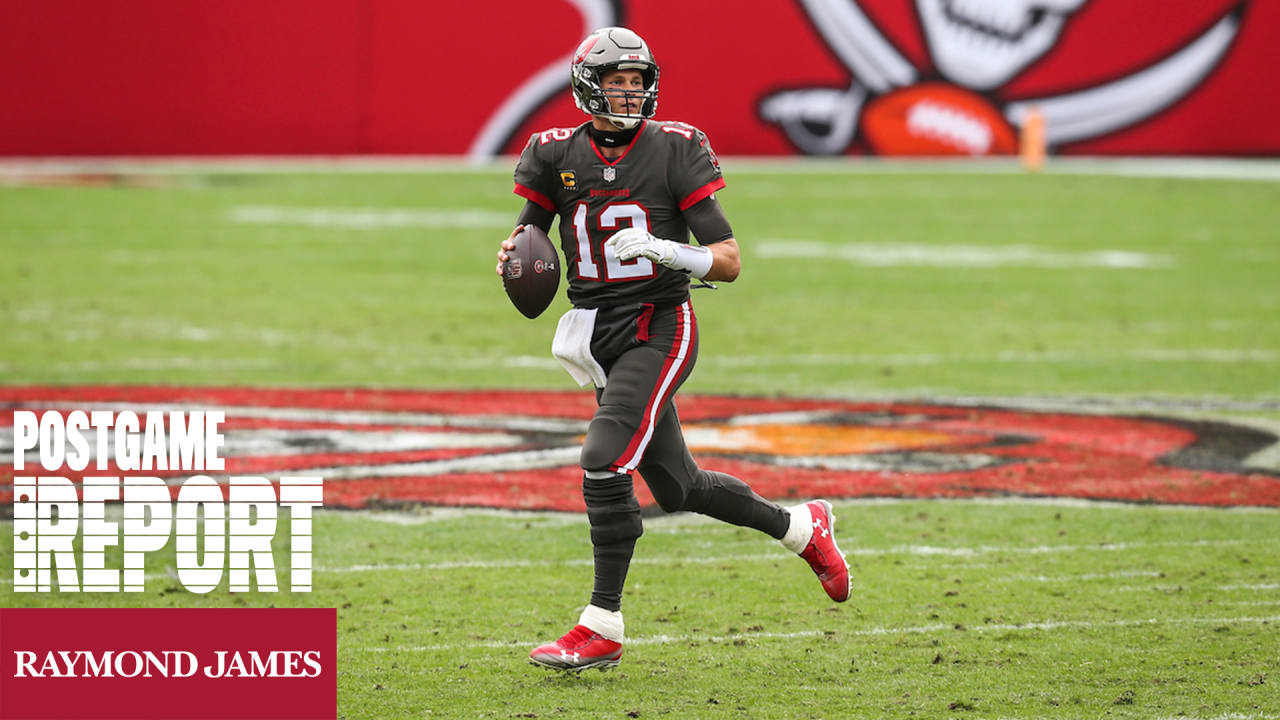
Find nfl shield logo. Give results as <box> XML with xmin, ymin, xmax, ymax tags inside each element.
<box><xmin>602</xmin><ymin>166</ymin><xmax>616</xmax><ymax>183</ymax></box>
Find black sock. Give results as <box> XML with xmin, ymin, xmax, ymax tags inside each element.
<box><xmin>582</xmin><ymin>472</ymin><xmax>643</xmax><ymax>612</ymax></box>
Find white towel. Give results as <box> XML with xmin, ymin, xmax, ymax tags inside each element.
<box><xmin>551</xmin><ymin>308</ymin><xmax>608</xmax><ymax>388</ymax></box>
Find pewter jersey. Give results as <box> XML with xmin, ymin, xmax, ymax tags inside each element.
<box><xmin>513</xmin><ymin>120</ymin><xmax>725</xmax><ymax>308</ymax></box>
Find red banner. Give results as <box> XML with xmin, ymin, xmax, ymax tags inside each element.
<box><xmin>0</xmin><ymin>608</ymin><xmax>336</xmax><ymax>720</ymax></box>
<box><xmin>0</xmin><ymin>1</ymin><xmax>1276</xmax><ymax>156</ymax></box>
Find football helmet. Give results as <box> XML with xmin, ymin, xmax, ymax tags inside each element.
<box><xmin>570</xmin><ymin>27</ymin><xmax>660</xmax><ymax>129</ymax></box>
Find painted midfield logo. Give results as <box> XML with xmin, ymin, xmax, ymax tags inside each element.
<box><xmin>3</xmin><ymin>387</ymin><xmax>1277</xmax><ymax>513</ymax></box>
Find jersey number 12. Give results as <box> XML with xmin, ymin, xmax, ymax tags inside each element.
<box><xmin>572</xmin><ymin>202</ymin><xmax>655</xmax><ymax>281</ymax></box>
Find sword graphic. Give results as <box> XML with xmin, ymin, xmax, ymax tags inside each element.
<box><xmin>763</xmin><ymin>0</ymin><xmax>1243</xmax><ymax>155</ymax></box>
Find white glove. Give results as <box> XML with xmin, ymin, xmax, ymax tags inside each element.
<box><xmin>606</xmin><ymin>227</ymin><xmax>714</xmax><ymax>278</ymax></box>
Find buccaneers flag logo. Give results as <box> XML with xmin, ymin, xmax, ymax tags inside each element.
<box><xmin>760</xmin><ymin>0</ymin><xmax>1245</xmax><ymax>155</ymax></box>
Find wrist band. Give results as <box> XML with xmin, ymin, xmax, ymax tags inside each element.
<box><xmin>671</xmin><ymin>243</ymin><xmax>714</xmax><ymax>279</ymax></box>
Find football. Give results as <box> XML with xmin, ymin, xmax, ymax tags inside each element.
<box><xmin>861</xmin><ymin>83</ymin><xmax>1017</xmax><ymax>156</ymax></box>
<box><xmin>502</xmin><ymin>224</ymin><xmax>561</xmax><ymax>319</ymax></box>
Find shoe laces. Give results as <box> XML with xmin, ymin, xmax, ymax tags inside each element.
<box><xmin>557</xmin><ymin>625</ymin><xmax>597</xmax><ymax>649</ymax></box>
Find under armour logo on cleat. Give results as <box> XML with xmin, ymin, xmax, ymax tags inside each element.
<box><xmin>813</xmin><ymin>519</ymin><xmax>829</xmax><ymax>538</ymax></box>
<box><xmin>560</xmin><ymin>649</ymin><xmax>580</xmax><ymax>663</ymax></box>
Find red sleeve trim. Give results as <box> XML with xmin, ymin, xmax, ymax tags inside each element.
<box><xmin>514</xmin><ymin>183</ymin><xmax>555</xmax><ymax>211</ymax></box>
<box><xmin>678</xmin><ymin>177</ymin><xmax>726</xmax><ymax>211</ymax></box>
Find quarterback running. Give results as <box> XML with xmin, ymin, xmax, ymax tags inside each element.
<box><xmin>494</xmin><ymin>26</ymin><xmax>851</xmax><ymax>672</ymax></box>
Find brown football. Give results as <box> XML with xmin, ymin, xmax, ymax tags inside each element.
<box><xmin>502</xmin><ymin>225</ymin><xmax>560</xmax><ymax>319</ymax></box>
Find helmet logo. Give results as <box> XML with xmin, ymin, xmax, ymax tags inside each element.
<box><xmin>573</xmin><ymin>36</ymin><xmax>600</xmax><ymax>64</ymax></box>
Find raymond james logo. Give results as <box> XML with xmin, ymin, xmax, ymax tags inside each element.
<box><xmin>0</xmin><ymin>608</ymin><xmax>338</xmax><ymax>719</ymax></box>
<box><xmin>13</xmin><ymin>649</ymin><xmax>323</xmax><ymax>678</ymax></box>
<box><xmin>10</xmin><ymin>410</ymin><xmax>324</xmax><ymax>593</ymax></box>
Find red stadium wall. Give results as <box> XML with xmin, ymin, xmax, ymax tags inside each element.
<box><xmin>2</xmin><ymin>0</ymin><xmax>1277</xmax><ymax>157</ymax></box>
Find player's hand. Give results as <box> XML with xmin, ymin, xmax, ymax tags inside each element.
<box><xmin>606</xmin><ymin>227</ymin><xmax>676</xmax><ymax>266</ymax></box>
<box><xmin>496</xmin><ymin>225</ymin><xmax>523</xmax><ymax>277</ymax></box>
<box><xmin>607</xmin><ymin>227</ymin><xmax>715</xmax><ymax>278</ymax></box>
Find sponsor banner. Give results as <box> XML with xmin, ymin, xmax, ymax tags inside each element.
<box><xmin>1</xmin><ymin>1</ymin><xmax>1277</xmax><ymax>157</ymax></box>
<box><xmin>3</xmin><ymin>387</ymin><xmax>1277</xmax><ymax>510</ymax></box>
<box><xmin>0</xmin><ymin>608</ymin><xmax>336</xmax><ymax>720</ymax></box>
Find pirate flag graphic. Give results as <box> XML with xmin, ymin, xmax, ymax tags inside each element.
<box><xmin>759</xmin><ymin>0</ymin><xmax>1245</xmax><ymax>155</ymax></box>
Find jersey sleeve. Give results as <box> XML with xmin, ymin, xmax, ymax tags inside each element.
<box><xmin>667</xmin><ymin>123</ymin><xmax>726</xmax><ymax>212</ymax></box>
<box><xmin>513</xmin><ymin>134</ymin><xmax>557</xmax><ymax>212</ymax></box>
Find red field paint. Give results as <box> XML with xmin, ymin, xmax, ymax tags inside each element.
<box><xmin>3</xmin><ymin>387</ymin><xmax>1277</xmax><ymax>511</ymax></box>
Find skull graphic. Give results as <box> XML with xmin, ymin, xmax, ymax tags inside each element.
<box><xmin>759</xmin><ymin>0</ymin><xmax>1243</xmax><ymax>155</ymax></box>
<box><xmin>917</xmin><ymin>0</ymin><xmax>1089</xmax><ymax>89</ymax></box>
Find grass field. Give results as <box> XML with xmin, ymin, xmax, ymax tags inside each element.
<box><xmin>2</xmin><ymin>160</ymin><xmax>1278</xmax><ymax>398</ymax></box>
<box><xmin>3</xmin><ymin>501</ymin><xmax>1279</xmax><ymax>718</ymax></box>
<box><xmin>2</xmin><ymin>159</ymin><xmax>1279</xmax><ymax>719</ymax></box>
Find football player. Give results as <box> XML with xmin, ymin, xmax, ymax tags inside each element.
<box><xmin>495</xmin><ymin>26</ymin><xmax>851</xmax><ymax>672</ymax></box>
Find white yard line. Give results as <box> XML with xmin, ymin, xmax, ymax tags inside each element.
<box><xmin>8</xmin><ymin>347</ymin><xmax>1277</xmax><ymax>378</ymax></box>
<box><xmin>227</xmin><ymin>205</ymin><xmax>512</xmax><ymax>230</ymax></box>
<box><xmin>1112</xmin><ymin>583</ymin><xmax>1280</xmax><ymax>593</ymax></box>
<box><xmin>322</xmin><ymin>497</ymin><xmax>1280</xmax><ymax>523</ymax></box>
<box><xmin>1151</xmin><ymin>715</ymin><xmax>1280</xmax><ymax>720</ymax></box>
<box><xmin>1000</xmin><ymin>570</ymin><xmax>1165</xmax><ymax>583</ymax></box>
<box><xmin>356</xmin><ymin>614</ymin><xmax>1280</xmax><ymax>652</ymax></box>
<box><xmin>756</xmin><ymin>240</ymin><xmax>1173</xmax><ymax>269</ymax></box>
<box><xmin>701</xmin><ymin>349</ymin><xmax>1280</xmax><ymax>367</ymax></box>
<box><xmin>315</xmin><ymin>539</ymin><xmax>1258</xmax><ymax>574</ymax></box>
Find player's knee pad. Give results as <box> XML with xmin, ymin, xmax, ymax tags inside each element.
<box><xmin>681</xmin><ymin>469</ymin><xmax>721</xmax><ymax>514</ymax></box>
<box><xmin>582</xmin><ymin>472</ymin><xmax>643</xmax><ymax>545</ymax></box>
<box><xmin>644</xmin><ymin>475</ymin><xmax>688</xmax><ymax>514</ymax></box>
<box><xmin>580</xmin><ymin>409</ymin><xmax>638</xmax><ymax>472</ymax></box>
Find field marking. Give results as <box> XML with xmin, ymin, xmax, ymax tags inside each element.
<box><xmin>0</xmin><ymin>555</ymin><xmax>1238</xmax><ymax>587</ymax></box>
<box><xmin>228</xmin><ymin>205</ymin><xmax>512</xmax><ymax>229</ymax></box>
<box><xmin>17</xmin><ymin>347</ymin><xmax>1275</xmax><ymax>377</ymax></box>
<box><xmin>1001</xmin><ymin>570</ymin><xmax>1164</xmax><ymax>583</ymax></box>
<box><xmin>698</xmin><ymin>349</ymin><xmax>1280</xmax><ymax>368</ymax></box>
<box><xmin>756</xmin><ymin>240</ymin><xmax>1172</xmax><ymax>269</ymax></box>
<box><xmin>301</xmin><ymin>349</ymin><xmax>1280</xmax><ymax>371</ymax></box>
<box><xmin>0</xmin><ymin>357</ymin><xmax>279</xmax><ymax>374</ymax></box>
<box><xmin>316</xmin><ymin>539</ymin><xmax>1257</xmax><ymax>574</ymax></box>
<box><xmin>1152</xmin><ymin>715</ymin><xmax>1280</xmax><ymax>720</ymax></box>
<box><xmin>1113</xmin><ymin>582</ymin><xmax>1280</xmax><ymax>593</ymax></box>
<box><xmin>319</xmin><ymin>496</ymin><xmax>1280</xmax><ymax>527</ymax></box>
<box><xmin>356</xmin><ymin>613</ymin><xmax>1280</xmax><ymax>653</ymax></box>
<box><xmin>4</xmin><ymin>156</ymin><xmax>1280</xmax><ymax>182</ymax></box>
<box><xmin>1</xmin><ymin>400</ymin><xmax>588</xmax><ymax>434</ymax></box>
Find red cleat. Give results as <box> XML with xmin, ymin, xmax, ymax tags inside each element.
<box><xmin>529</xmin><ymin>624</ymin><xmax>623</xmax><ymax>672</ymax></box>
<box><xmin>799</xmin><ymin>500</ymin><xmax>851</xmax><ymax>602</ymax></box>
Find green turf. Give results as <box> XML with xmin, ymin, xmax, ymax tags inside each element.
<box><xmin>2</xmin><ymin>168</ymin><xmax>1278</xmax><ymax>398</ymax></box>
<box><xmin>3</xmin><ymin>501</ymin><xmax>1278</xmax><ymax>719</ymax></box>
<box><xmin>2</xmin><ymin>164</ymin><xmax>1279</xmax><ymax>718</ymax></box>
